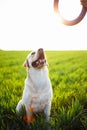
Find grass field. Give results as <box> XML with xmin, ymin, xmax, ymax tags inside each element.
<box><xmin>0</xmin><ymin>50</ymin><xmax>87</xmax><ymax>130</ymax></box>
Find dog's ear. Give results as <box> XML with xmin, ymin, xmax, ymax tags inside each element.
<box><xmin>23</xmin><ymin>59</ymin><xmax>30</xmax><ymax>68</ymax></box>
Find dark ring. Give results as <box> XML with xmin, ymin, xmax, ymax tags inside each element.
<box><xmin>54</xmin><ymin>0</ymin><xmax>87</xmax><ymax>26</ymax></box>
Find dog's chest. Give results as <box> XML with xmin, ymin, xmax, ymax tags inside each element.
<box><xmin>26</xmin><ymin>68</ymin><xmax>52</xmax><ymax>112</ymax></box>
<box><xmin>29</xmin><ymin>68</ymin><xmax>50</xmax><ymax>89</ymax></box>
<box><xmin>30</xmin><ymin>93</ymin><xmax>49</xmax><ymax>112</ymax></box>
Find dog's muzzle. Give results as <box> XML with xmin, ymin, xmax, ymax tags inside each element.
<box><xmin>32</xmin><ymin>48</ymin><xmax>46</xmax><ymax>68</ymax></box>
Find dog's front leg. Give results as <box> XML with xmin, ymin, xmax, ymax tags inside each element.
<box><xmin>23</xmin><ymin>107</ymin><xmax>34</xmax><ymax>129</ymax></box>
<box><xmin>44</xmin><ymin>103</ymin><xmax>51</xmax><ymax>130</ymax></box>
<box><xmin>25</xmin><ymin>105</ymin><xmax>35</xmax><ymax>121</ymax></box>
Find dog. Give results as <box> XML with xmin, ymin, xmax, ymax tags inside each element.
<box><xmin>16</xmin><ymin>48</ymin><xmax>53</xmax><ymax>129</ymax></box>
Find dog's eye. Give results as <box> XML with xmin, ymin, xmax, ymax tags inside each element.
<box><xmin>31</xmin><ymin>52</ymin><xmax>35</xmax><ymax>55</ymax></box>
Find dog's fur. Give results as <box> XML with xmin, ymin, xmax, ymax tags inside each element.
<box><xmin>16</xmin><ymin>48</ymin><xmax>53</xmax><ymax>127</ymax></box>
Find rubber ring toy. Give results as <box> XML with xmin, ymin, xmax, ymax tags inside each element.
<box><xmin>54</xmin><ymin>0</ymin><xmax>87</xmax><ymax>26</ymax></box>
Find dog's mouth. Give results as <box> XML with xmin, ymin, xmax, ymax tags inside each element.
<box><xmin>32</xmin><ymin>48</ymin><xmax>47</xmax><ymax>69</ymax></box>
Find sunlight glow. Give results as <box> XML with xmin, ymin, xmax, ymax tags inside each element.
<box><xmin>0</xmin><ymin>0</ymin><xmax>87</xmax><ymax>50</ymax></box>
<box><xmin>59</xmin><ymin>0</ymin><xmax>82</xmax><ymax>20</ymax></box>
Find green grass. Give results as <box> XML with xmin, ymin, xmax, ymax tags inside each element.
<box><xmin>0</xmin><ymin>50</ymin><xmax>87</xmax><ymax>130</ymax></box>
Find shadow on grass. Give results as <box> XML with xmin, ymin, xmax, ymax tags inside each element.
<box><xmin>1</xmin><ymin>100</ymin><xmax>87</xmax><ymax>130</ymax></box>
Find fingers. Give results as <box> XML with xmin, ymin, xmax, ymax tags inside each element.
<box><xmin>80</xmin><ymin>0</ymin><xmax>87</xmax><ymax>7</ymax></box>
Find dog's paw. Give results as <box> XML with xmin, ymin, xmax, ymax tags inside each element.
<box><xmin>23</xmin><ymin>115</ymin><xmax>35</xmax><ymax>123</ymax></box>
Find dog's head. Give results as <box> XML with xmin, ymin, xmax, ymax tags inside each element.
<box><xmin>24</xmin><ymin>48</ymin><xmax>48</xmax><ymax>69</ymax></box>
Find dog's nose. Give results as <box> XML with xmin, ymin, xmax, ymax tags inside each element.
<box><xmin>38</xmin><ymin>48</ymin><xmax>43</xmax><ymax>52</ymax></box>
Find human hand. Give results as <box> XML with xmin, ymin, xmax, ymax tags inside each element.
<box><xmin>80</xmin><ymin>0</ymin><xmax>87</xmax><ymax>7</ymax></box>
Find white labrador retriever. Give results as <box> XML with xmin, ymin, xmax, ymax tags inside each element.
<box><xmin>16</xmin><ymin>48</ymin><xmax>53</xmax><ymax>128</ymax></box>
